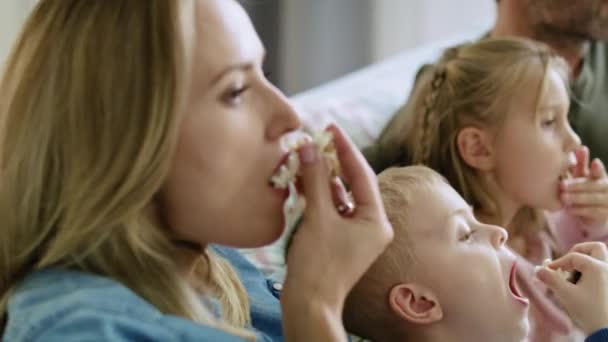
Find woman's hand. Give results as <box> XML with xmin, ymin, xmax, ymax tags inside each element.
<box><xmin>561</xmin><ymin>146</ymin><xmax>608</xmax><ymax>231</ymax></box>
<box><xmin>537</xmin><ymin>242</ymin><xmax>608</xmax><ymax>336</ymax></box>
<box><xmin>281</xmin><ymin>124</ymin><xmax>393</xmax><ymax>341</ymax></box>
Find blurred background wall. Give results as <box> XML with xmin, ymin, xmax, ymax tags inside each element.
<box><xmin>0</xmin><ymin>0</ymin><xmax>495</xmax><ymax>95</ymax></box>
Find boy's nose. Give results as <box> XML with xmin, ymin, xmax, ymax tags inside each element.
<box><xmin>487</xmin><ymin>224</ymin><xmax>508</xmax><ymax>249</ymax></box>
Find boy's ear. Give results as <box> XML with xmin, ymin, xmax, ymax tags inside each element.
<box><xmin>456</xmin><ymin>127</ymin><xmax>495</xmax><ymax>171</ymax></box>
<box><xmin>389</xmin><ymin>283</ymin><xmax>443</xmax><ymax>324</ymax></box>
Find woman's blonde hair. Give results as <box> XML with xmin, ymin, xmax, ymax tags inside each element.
<box><xmin>389</xmin><ymin>37</ymin><xmax>569</xmax><ymax>232</ymax></box>
<box><xmin>0</xmin><ymin>0</ymin><xmax>252</xmax><ymax>337</ymax></box>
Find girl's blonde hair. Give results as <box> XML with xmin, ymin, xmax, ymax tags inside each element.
<box><xmin>0</xmin><ymin>0</ymin><xmax>252</xmax><ymax>337</ymax></box>
<box><xmin>391</xmin><ymin>37</ymin><xmax>569</xmax><ymax>231</ymax></box>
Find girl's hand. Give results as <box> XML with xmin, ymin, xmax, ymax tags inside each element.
<box><xmin>561</xmin><ymin>146</ymin><xmax>608</xmax><ymax>229</ymax></box>
<box><xmin>537</xmin><ymin>242</ymin><xmax>608</xmax><ymax>336</ymax></box>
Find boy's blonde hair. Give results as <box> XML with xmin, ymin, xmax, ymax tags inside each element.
<box><xmin>0</xmin><ymin>1</ymin><xmax>251</xmax><ymax>338</ymax></box>
<box><xmin>384</xmin><ymin>37</ymin><xmax>569</xmax><ymax>231</ymax></box>
<box><xmin>344</xmin><ymin>166</ymin><xmax>446</xmax><ymax>341</ymax></box>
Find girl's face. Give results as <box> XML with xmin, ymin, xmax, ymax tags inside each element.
<box><xmin>161</xmin><ymin>0</ymin><xmax>300</xmax><ymax>248</ymax></box>
<box><xmin>491</xmin><ymin>67</ymin><xmax>580</xmax><ymax>214</ymax></box>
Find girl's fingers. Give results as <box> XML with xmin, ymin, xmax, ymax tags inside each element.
<box><xmin>591</xmin><ymin>158</ymin><xmax>607</xmax><ymax>180</ymax></box>
<box><xmin>561</xmin><ymin>178</ymin><xmax>608</xmax><ymax>193</ymax></box>
<box><xmin>562</xmin><ymin>192</ymin><xmax>608</xmax><ymax>207</ymax></box>
<box><xmin>568</xmin><ymin>242</ymin><xmax>608</xmax><ymax>262</ymax></box>
<box><xmin>572</xmin><ymin>146</ymin><xmax>590</xmax><ymax>178</ymax></box>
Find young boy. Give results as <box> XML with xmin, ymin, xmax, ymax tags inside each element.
<box><xmin>344</xmin><ymin>166</ymin><xmax>530</xmax><ymax>342</ymax></box>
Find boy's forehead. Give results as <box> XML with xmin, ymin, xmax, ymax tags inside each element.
<box><xmin>408</xmin><ymin>183</ymin><xmax>466</xmax><ymax>240</ymax></box>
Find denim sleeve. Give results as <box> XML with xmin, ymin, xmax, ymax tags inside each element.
<box><xmin>16</xmin><ymin>306</ymin><xmax>248</xmax><ymax>342</ymax></box>
<box><xmin>586</xmin><ymin>328</ymin><xmax>608</xmax><ymax>342</ymax></box>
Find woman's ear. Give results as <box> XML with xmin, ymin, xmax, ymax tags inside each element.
<box><xmin>456</xmin><ymin>127</ymin><xmax>495</xmax><ymax>171</ymax></box>
<box><xmin>389</xmin><ymin>283</ymin><xmax>443</xmax><ymax>325</ymax></box>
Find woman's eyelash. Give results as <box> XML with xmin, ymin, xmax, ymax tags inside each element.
<box><xmin>222</xmin><ymin>85</ymin><xmax>249</xmax><ymax>105</ymax></box>
<box><xmin>229</xmin><ymin>86</ymin><xmax>248</xmax><ymax>97</ymax></box>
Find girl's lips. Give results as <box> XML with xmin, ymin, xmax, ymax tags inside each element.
<box><xmin>509</xmin><ymin>261</ymin><xmax>530</xmax><ymax>307</ymax></box>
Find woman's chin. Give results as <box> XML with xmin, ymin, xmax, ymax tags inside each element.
<box><xmin>243</xmin><ymin>222</ymin><xmax>285</xmax><ymax>248</ymax></box>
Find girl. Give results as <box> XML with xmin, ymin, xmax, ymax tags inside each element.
<box><xmin>396</xmin><ymin>37</ymin><xmax>608</xmax><ymax>341</ymax></box>
<box><xmin>0</xmin><ymin>1</ymin><xmax>392</xmax><ymax>341</ymax></box>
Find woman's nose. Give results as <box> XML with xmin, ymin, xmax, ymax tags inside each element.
<box><xmin>265</xmin><ymin>84</ymin><xmax>301</xmax><ymax>140</ymax></box>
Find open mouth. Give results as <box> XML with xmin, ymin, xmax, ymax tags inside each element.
<box><xmin>509</xmin><ymin>261</ymin><xmax>530</xmax><ymax>306</ymax></box>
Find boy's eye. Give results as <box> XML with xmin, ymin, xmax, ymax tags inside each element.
<box><xmin>460</xmin><ymin>230</ymin><xmax>476</xmax><ymax>242</ymax></box>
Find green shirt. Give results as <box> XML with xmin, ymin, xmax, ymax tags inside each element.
<box><xmin>570</xmin><ymin>41</ymin><xmax>608</xmax><ymax>164</ymax></box>
<box><xmin>364</xmin><ymin>40</ymin><xmax>608</xmax><ymax>173</ymax></box>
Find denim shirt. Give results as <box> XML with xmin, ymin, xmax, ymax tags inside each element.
<box><xmin>3</xmin><ymin>246</ymin><xmax>283</xmax><ymax>341</ymax></box>
<box><xmin>587</xmin><ymin>328</ymin><xmax>608</xmax><ymax>342</ymax></box>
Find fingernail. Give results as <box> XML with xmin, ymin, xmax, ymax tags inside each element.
<box><xmin>324</xmin><ymin>122</ymin><xmax>337</xmax><ymax>131</ymax></box>
<box><xmin>338</xmin><ymin>202</ymin><xmax>355</xmax><ymax>216</ymax></box>
<box><xmin>299</xmin><ymin>144</ymin><xmax>316</xmax><ymax>164</ymax></box>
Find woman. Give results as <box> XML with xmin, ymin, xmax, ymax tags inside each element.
<box><xmin>0</xmin><ymin>1</ymin><xmax>392</xmax><ymax>341</ymax></box>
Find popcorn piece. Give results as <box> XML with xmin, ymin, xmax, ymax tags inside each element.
<box><xmin>270</xmin><ymin>131</ymin><xmax>341</xmax><ymax>190</ymax></box>
<box><xmin>283</xmin><ymin>181</ymin><xmax>305</xmax><ymax>231</ymax></box>
<box><xmin>314</xmin><ymin>131</ymin><xmax>341</xmax><ymax>179</ymax></box>
<box><xmin>535</xmin><ymin>258</ymin><xmax>571</xmax><ymax>280</ymax></box>
<box><xmin>270</xmin><ymin>130</ymin><xmax>344</xmax><ymax>231</ymax></box>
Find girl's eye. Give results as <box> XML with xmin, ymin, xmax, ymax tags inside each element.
<box><xmin>541</xmin><ymin>119</ymin><xmax>556</xmax><ymax>128</ymax></box>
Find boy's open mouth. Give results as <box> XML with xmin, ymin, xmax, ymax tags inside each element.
<box><xmin>509</xmin><ymin>261</ymin><xmax>530</xmax><ymax>306</ymax></box>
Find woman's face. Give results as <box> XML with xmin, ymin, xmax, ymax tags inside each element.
<box><xmin>162</xmin><ymin>0</ymin><xmax>300</xmax><ymax>248</ymax></box>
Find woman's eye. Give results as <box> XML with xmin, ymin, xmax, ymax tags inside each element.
<box><xmin>223</xmin><ymin>86</ymin><xmax>249</xmax><ymax>105</ymax></box>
